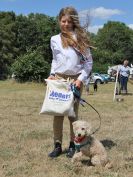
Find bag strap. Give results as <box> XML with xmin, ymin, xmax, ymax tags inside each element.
<box><xmin>73</xmin><ymin>47</ymin><xmax>88</xmax><ymax>63</ymax></box>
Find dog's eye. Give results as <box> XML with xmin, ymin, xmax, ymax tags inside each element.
<box><xmin>81</xmin><ymin>128</ymin><xmax>85</xmax><ymax>130</ymax></box>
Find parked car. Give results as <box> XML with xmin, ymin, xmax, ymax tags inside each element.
<box><xmin>100</xmin><ymin>74</ymin><xmax>113</xmax><ymax>83</ymax></box>
<box><xmin>90</xmin><ymin>73</ymin><xmax>104</xmax><ymax>84</ymax></box>
<box><xmin>110</xmin><ymin>76</ymin><xmax>115</xmax><ymax>82</ymax></box>
<box><xmin>102</xmin><ymin>74</ymin><xmax>115</xmax><ymax>82</ymax></box>
<box><xmin>100</xmin><ymin>74</ymin><xmax>109</xmax><ymax>83</ymax></box>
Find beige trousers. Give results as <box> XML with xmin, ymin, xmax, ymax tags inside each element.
<box><xmin>53</xmin><ymin>73</ymin><xmax>83</xmax><ymax>144</ymax></box>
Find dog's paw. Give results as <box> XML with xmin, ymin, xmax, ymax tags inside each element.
<box><xmin>105</xmin><ymin>161</ymin><xmax>113</xmax><ymax>169</ymax></box>
<box><xmin>75</xmin><ymin>161</ymin><xmax>83</xmax><ymax>167</ymax></box>
<box><xmin>71</xmin><ymin>158</ymin><xmax>75</xmax><ymax>163</ymax></box>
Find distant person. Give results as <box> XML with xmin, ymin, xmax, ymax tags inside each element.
<box><xmin>84</xmin><ymin>72</ymin><xmax>92</xmax><ymax>95</ymax></box>
<box><xmin>119</xmin><ymin>59</ymin><xmax>130</xmax><ymax>94</ymax></box>
<box><xmin>93</xmin><ymin>81</ymin><xmax>98</xmax><ymax>92</ymax></box>
<box><xmin>84</xmin><ymin>77</ymin><xmax>90</xmax><ymax>95</ymax></box>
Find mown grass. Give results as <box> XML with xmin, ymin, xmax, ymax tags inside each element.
<box><xmin>0</xmin><ymin>80</ymin><xmax>133</xmax><ymax>177</ymax></box>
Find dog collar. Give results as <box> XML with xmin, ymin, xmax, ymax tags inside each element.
<box><xmin>74</xmin><ymin>136</ymin><xmax>92</xmax><ymax>152</ymax></box>
<box><xmin>74</xmin><ymin>136</ymin><xmax>86</xmax><ymax>143</ymax></box>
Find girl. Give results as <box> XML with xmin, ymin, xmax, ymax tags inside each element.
<box><xmin>48</xmin><ymin>6</ymin><xmax>93</xmax><ymax>158</ymax></box>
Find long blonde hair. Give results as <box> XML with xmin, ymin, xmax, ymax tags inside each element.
<box><xmin>58</xmin><ymin>7</ymin><xmax>90</xmax><ymax>52</ymax></box>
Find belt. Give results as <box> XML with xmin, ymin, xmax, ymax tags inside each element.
<box><xmin>55</xmin><ymin>73</ymin><xmax>80</xmax><ymax>80</ymax></box>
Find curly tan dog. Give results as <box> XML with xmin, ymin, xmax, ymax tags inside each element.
<box><xmin>72</xmin><ymin>120</ymin><xmax>112</xmax><ymax>168</ymax></box>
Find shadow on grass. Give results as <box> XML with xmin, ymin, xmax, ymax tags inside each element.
<box><xmin>81</xmin><ymin>159</ymin><xmax>93</xmax><ymax>166</ymax></box>
<box><xmin>100</xmin><ymin>139</ymin><xmax>117</xmax><ymax>149</ymax></box>
<box><xmin>126</xmin><ymin>92</ymin><xmax>133</xmax><ymax>95</ymax></box>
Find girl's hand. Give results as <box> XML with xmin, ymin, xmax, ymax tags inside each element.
<box><xmin>74</xmin><ymin>79</ymin><xmax>82</xmax><ymax>89</ymax></box>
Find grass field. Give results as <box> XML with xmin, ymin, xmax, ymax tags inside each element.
<box><xmin>0</xmin><ymin>80</ymin><xmax>133</xmax><ymax>177</ymax></box>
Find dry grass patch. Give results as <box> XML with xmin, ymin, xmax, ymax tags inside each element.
<box><xmin>0</xmin><ymin>80</ymin><xmax>133</xmax><ymax>177</ymax></box>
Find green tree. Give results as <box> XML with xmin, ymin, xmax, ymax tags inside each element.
<box><xmin>29</xmin><ymin>13</ymin><xmax>59</xmax><ymax>63</ymax></box>
<box><xmin>12</xmin><ymin>50</ymin><xmax>50</xmax><ymax>82</ymax></box>
<box><xmin>12</xmin><ymin>13</ymin><xmax>59</xmax><ymax>82</ymax></box>
<box><xmin>15</xmin><ymin>14</ymin><xmax>39</xmax><ymax>54</ymax></box>
<box><xmin>95</xmin><ymin>21</ymin><xmax>133</xmax><ymax>65</ymax></box>
<box><xmin>0</xmin><ymin>11</ymin><xmax>18</xmax><ymax>79</ymax></box>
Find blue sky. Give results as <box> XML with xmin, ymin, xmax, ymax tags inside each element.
<box><xmin>0</xmin><ymin>0</ymin><xmax>133</xmax><ymax>33</ymax></box>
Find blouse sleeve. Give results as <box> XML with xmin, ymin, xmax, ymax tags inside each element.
<box><xmin>50</xmin><ymin>37</ymin><xmax>62</xmax><ymax>75</ymax></box>
<box><xmin>50</xmin><ymin>38</ymin><xmax>57</xmax><ymax>74</ymax></box>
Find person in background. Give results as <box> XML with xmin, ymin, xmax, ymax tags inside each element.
<box><xmin>93</xmin><ymin>81</ymin><xmax>98</xmax><ymax>92</ymax></box>
<box><xmin>84</xmin><ymin>72</ymin><xmax>92</xmax><ymax>95</ymax></box>
<box><xmin>85</xmin><ymin>77</ymin><xmax>90</xmax><ymax>95</ymax></box>
<box><xmin>119</xmin><ymin>59</ymin><xmax>130</xmax><ymax>94</ymax></box>
<box><xmin>47</xmin><ymin>7</ymin><xmax>93</xmax><ymax>158</ymax></box>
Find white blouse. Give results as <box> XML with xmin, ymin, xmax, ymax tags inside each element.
<box><xmin>119</xmin><ymin>65</ymin><xmax>130</xmax><ymax>77</ymax></box>
<box><xmin>50</xmin><ymin>34</ymin><xmax>93</xmax><ymax>82</ymax></box>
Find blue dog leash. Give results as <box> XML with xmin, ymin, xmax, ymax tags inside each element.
<box><xmin>70</xmin><ymin>83</ymin><xmax>101</xmax><ymax>135</ymax></box>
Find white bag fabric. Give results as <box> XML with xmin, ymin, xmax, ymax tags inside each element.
<box><xmin>40</xmin><ymin>79</ymin><xmax>75</xmax><ymax>117</ymax></box>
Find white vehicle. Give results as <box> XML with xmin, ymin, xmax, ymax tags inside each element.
<box><xmin>90</xmin><ymin>73</ymin><xmax>104</xmax><ymax>84</ymax></box>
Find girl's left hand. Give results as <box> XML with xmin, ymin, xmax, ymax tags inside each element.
<box><xmin>74</xmin><ymin>79</ymin><xmax>82</xmax><ymax>89</ymax></box>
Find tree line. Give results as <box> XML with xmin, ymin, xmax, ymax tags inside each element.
<box><xmin>0</xmin><ymin>11</ymin><xmax>133</xmax><ymax>82</ymax></box>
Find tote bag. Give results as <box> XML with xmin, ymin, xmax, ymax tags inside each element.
<box><xmin>40</xmin><ymin>79</ymin><xmax>75</xmax><ymax>117</ymax></box>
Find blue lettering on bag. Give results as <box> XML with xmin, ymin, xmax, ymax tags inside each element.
<box><xmin>49</xmin><ymin>90</ymin><xmax>71</xmax><ymax>100</ymax></box>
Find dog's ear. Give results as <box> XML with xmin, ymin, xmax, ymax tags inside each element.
<box><xmin>72</xmin><ymin>121</ymin><xmax>77</xmax><ymax>128</ymax></box>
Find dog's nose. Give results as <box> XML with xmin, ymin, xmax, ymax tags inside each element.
<box><xmin>78</xmin><ymin>133</ymin><xmax>81</xmax><ymax>137</ymax></box>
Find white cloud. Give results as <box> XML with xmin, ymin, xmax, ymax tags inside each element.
<box><xmin>88</xmin><ymin>25</ymin><xmax>103</xmax><ymax>34</ymax></box>
<box><xmin>128</xmin><ymin>24</ymin><xmax>133</xmax><ymax>29</ymax></box>
<box><xmin>90</xmin><ymin>7</ymin><xmax>123</xmax><ymax>19</ymax></box>
<box><xmin>79</xmin><ymin>7</ymin><xmax>123</xmax><ymax>34</ymax></box>
<box><xmin>79</xmin><ymin>7</ymin><xmax>123</xmax><ymax>19</ymax></box>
